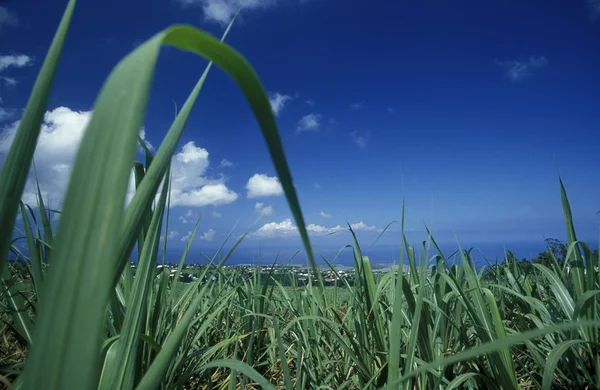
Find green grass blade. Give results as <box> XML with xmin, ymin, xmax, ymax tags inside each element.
<box><xmin>542</xmin><ymin>339</ymin><xmax>591</xmax><ymax>390</ymax></box>
<box><xmin>0</xmin><ymin>0</ymin><xmax>75</xmax><ymax>273</ymax></box>
<box><xmin>383</xmin><ymin>320</ymin><xmax>600</xmax><ymax>389</ymax></box>
<box><xmin>112</xmin><ymin>17</ymin><xmax>235</xmax><ymax>289</ymax></box>
<box><xmin>200</xmin><ymin>360</ymin><xmax>276</xmax><ymax>390</ymax></box>
<box><xmin>98</xmin><ymin>169</ymin><xmax>170</xmax><ymax>390</ymax></box>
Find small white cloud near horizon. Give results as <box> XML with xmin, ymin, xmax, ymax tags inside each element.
<box><xmin>250</xmin><ymin>218</ymin><xmax>377</xmax><ymax>238</ymax></box>
<box><xmin>246</xmin><ymin>173</ymin><xmax>283</xmax><ymax>198</ymax></box>
<box><xmin>219</xmin><ymin>158</ymin><xmax>234</xmax><ymax>168</ymax></box>
<box><xmin>350</xmin><ymin>221</ymin><xmax>377</xmax><ymax>231</ymax></box>
<box><xmin>167</xmin><ymin>231</ymin><xmax>180</xmax><ymax>240</ymax></box>
<box><xmin>269</xmin><ymin>92</ymin><xmax>292</xmax><ymax>116</ymax></box>
<box><xmin>255</xmin><ymin>202</ymin><xmax>274</xmax><ymax>216</ymax></box>
<box><xmin>351</xmin><ymin>131</ymin><xmax>367</xmax><ymax>149</ymax></box>
<box><xmin>319</xmin><ymin>211</ymin><xmax>332</xmax><ymax>218</ymax></box>
<box><xmin>212</xmin><ymin>210</ymin><xmax>222</xmax><ymax>218</ymax></box>
<box><xmin>199</xmin><ymin>228</ymin><xmax>216</xmax><ymax>241</ymax></box>
<box><xmin>495</xmin><ymin>56</ymin><xmax>548</xmax><ymax>81</ymax></box>
<box><xmin>296</xmin><ymin>113</ymin><xmax>321</xmax><ymax>132</ymax></box>
<box><xmin>350</xmin><ymin>101</ymin><xmax>365</xmax><ymax>110</ymax></box>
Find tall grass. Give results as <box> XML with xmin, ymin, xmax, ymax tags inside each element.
<box><xmin>1</xmin><ymin>1</ymin><xmax>599</xmax><ymax>389</ymax></box>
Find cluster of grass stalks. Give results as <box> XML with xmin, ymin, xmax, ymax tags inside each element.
<box><xmin>1</xmin><ymin>1</ymin><xmax>599</xmax><ymax>389</ymax></box>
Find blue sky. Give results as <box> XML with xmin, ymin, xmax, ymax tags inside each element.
<box><xmin>1</xmin><ymin>0</ymin><xmax>599</xmax><ymax>262</ymax></box>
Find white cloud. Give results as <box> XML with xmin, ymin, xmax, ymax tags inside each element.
<box><xmin>0</xmin><ymin>107</ymin><xmax>92</xmax><ymax>207</ymax></box>
<box><xmin>350</xmin><ymin>221</ymin><xmax>377</xmax><ymax>231</ymax></box>
<box><xmin>296</xmin><ymin>113</ymin><xmax>321</xmax><ymax>132</ymax></box>
<box><xmin>177</xmin><ymin>0</ymin><xmax>277</xmax><ymax>24</ymax></box>
<box><xmin>351</xmin><ymin>131</ymin><xmax>367</xmax><ymax>149</ymax></box>
<box><xmin>319</xmin><ymin>211</ymin><xmax>332</xmax><ymax>218</ymax></box>
<box><xmin>255</xmin><ymin>202</ymin><xmax>274</xmax><ymax>216</ymax></box>
<box><xmin>212</xmin><ymin>210</ymin><xmax>222</xmax><ymax>218</ymax></box>
<box><xmin>168</xmin><ymin>231</ymin><xmax>180</xmax><ymax>240</ymax></box>
<box><xmin>0</xmin><ymin>107</ymin><xmax>237</xmax><ymax>209</ymax></box>
<box><xmin>0</xmin><ymin>54</ymin><xmax>32</xmax><ymax>117</ymax></box>
<box><xmin>305</xmin><ymin>99</ymin><xmax>315</xmax><ymax>106</ymax></box>
<box><xmin>0</xmin><ymin>76</ymin><xmax>16</xmax><ymax>87</ymax></box>
<box><xmin>139</xmin><ymin>128</ymin><xmax>154</xmax><ymax>151</ymax></box>
<box><xmin>246</xmin><ymin>173</ymin><xmax>283</xmax><ymax>198</ymax></box>
<box><xmin>0</xmin><ymin>7</ymin><xmax>18</xmax><ymax>32</ymax></box>
<box><xmin>350</xmin><ymin>101</ymin><xmax>365</xmax><ymax>110</ymax></box>
<box><xmin>269</xmin><ymin>92</ymin><xmax>292</xmax><ymax>116</ymax></box>
<box><xmin>252</xmin><ymin>218</ymin><xmax>297</xmax><ymax>238</ymax></box>
<box><xmin>179</xmin><ymin>209</ymin><xmax>195</xmax><ymax>224</ymax></box>
<box><xmin>199</xmin><ymin>228</ymin><xmax>216</xmax><ymax>241</ymax></box>
<box><xmin>219</xmin><ymin>158</ymin><xmax>234</xmax><ymax>167</ymax></box>
<box><xmin>0</xmin><ymin>55</ymin><xmax>32</xmax><ymax>72</ymax></box>
<box><xmin>181</xmin><ymin>231</ymin><xmax>192</xmax><ymax>242</ymax></box>
<box><xmin>0</xmin><ymin>107</ymin><xmax>14</xmax><ymax>121</ymax></box>
<box><xmin>169</xmin><ymin>141</ymin><xmax>238</xmax><ymax>207</ymax></box>
<box><xmin>250</xmin><ymin>218</ymin><xmax>354</xmax><ymax>238</ymax></box>
<box><xmin>495</xmin><ymin>56</ymin><xmax>548</xmax><ymax>81</ymax></box>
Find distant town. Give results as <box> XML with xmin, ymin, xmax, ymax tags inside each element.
<box><xmin>143</xmin><ymin>262</ymin><xmax>418</xmax><ymax>286</ymax></box>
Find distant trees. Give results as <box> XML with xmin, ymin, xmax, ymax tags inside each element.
<box><xmin>532</xmin><ymin>238</ymin><xmax>599</xmax><ymax>268</ymax></box>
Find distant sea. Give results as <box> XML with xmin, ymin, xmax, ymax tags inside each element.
<box><xmin>155</xmin><ymin>240</ymin><xmax>599</xmax><ymax>270</ymax></box>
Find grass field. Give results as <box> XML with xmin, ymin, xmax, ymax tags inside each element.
<box><xmin>1</xmin><ymin>1</ymin><xmax>599</xmax><ymax>389</ymax></box>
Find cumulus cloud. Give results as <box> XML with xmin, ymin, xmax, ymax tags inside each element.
<box><xmin>351</xmin><ymin>131</ymin><xmax>367</xmax><ymax>149</ymax></box>
<box><xmin>0</xmin><ymin>107</ymin><xmax>237</xmax><ymax>209</ymax></box>
<box><xmin>246</xmin><ymin>173</ymin><xmax>283</xmax><ymax>198</ymax></box>
<box><xmin>167</xmin><ymin>231</ymin><xmax>180</xmax><ymax>240</ymax></box>
<box><xmin>255</xmin><ymin>202</ymin><xmax>274</xmax><ymax>216</ymax></box>
<box><xmin>219</xmin><ymin>158</ymin><xmax>234</xmax><ymax>167</ymax></box>
<box><xmin>350</xmin><ymin>221</ymin><xmax>377</xmax><ymax>231</ymax></box>
<box><xmin>199</xmin><ymin>228</ymin><xmax>216</xmax><ymax>241</ymax></box>
<box><xmin>0</xmin><ymin>55</ymin><xmax>32</xmax><ymax>72</ymax></box>
<box><xmin>212</xmin><ymin>210</ymin><xmax>222</xmax><ymax>218</ymax></box>
<box><xmin>169</xmin><ymin>141</ymin><xmax>238</xmax><ymax>207</ymax></box>
<box><xmin>269</xmin><ymin>92</ymin><xmax>292</xmax><ymax>116</ymax></box>
<box><xmin>250</xmin><ymin>218</ymin><xmax>376</xmax><ymax>238</ymax></box>
<box><xmin>177</xmin><ymin>0</ymin><xmax>278</xmax><ymax>24</ymax></box>
<box><xmin>0</xmin><ymin>7</ymin><xmax>18</xmax><ymax>32</ymax></box>
<box><xmin>296</xmin><ymin>113</ymin><xmax>321</xmax><ymax>132</ymax></box>
<box><xmin>0</xmin><ymin>107</ymin><xmax>93</xmax><ymax>207</ymax></box>
<box><xmin>319</xmin><ymin>211</ymin><xmax>332</xmax><ymax>218</ymax></box>
<box><xmin>495</xmin><ymin>56</ymin><xmax>548</xmax><ymax>81</ymax></box>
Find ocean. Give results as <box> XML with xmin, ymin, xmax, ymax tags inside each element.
<box><xmin>155</xmin><ymin>240</ymin><xmax>598</xmax><ymax>270</ymax></box>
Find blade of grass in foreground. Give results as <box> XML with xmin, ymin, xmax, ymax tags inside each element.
<box><xmin>0</xmin><ymin>0</ymin><xmax>75</xmax><ymax>274</ymax></box>
<box><xmin>23</xmin><ymin>18</ymin><xmax>308</xmax><ymax>390</ymax></box>
<box><xmin>112</xmin><ymin>16</ymin><xmax>236</xmax><ymax>290</ymax></box>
